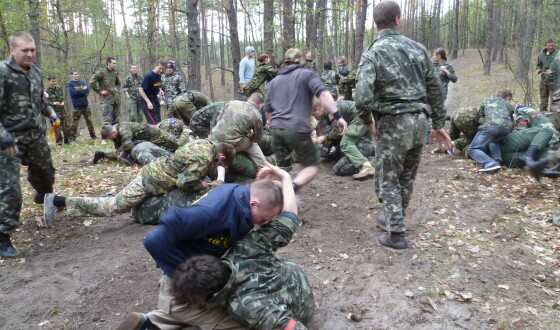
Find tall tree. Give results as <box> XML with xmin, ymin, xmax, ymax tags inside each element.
<box><xmin>225</xmin><ymin>0</ymin><xmax>240</xmax><ymax>94</ymax></box>
<box><xmin>483</xmin><ymin>0</ymin><xmax>494</xmax><ymax>75</ymax></box>
<box><xmin>451</xmin><ymin>0</ymin><xmax>459</xmax><ymax>59</ymax></box>
<box><xmin>352</xmin><ymin>0</ymin><xmax>367</xmax><ymax>67</ymax></box>
<box><xmin>28</xmin><ymin>0</ymin><xmax>41</xmax><ymax>66</ymax></box>
<box><xmin>119</xmin><ymin>0</ymin><xmax>133</xmax><ymax>64</ymax></box>
<box><xmin>263</xmin><ymin>0</ymin><xmax>274</xmax><ymax>58</ymax></box>
<box><xmin>186</xmin><ymin>0</ymin><xmax>201</xmax><ymax>90</ymax></box>
<box><xmin>517</xmin><ymin>0</ymin><xmax>544</xmax><ymax>104</ymax></box>
<box><xmin>282</xmin><ymin>0</ymin><xmax>294</xmax><ymax>54</ymax></box>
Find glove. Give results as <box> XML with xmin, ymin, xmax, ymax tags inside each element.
<box><xmin>0</xmin><ymin>133</ymin><xmax>16</xmax><ymax>150</ymax></box>
<box><xmin>50</xmin><ymin>116</ymin><xmax>60</xmax><ymax>126</ymax></box>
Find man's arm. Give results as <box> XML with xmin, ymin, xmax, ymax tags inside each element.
<box><xmin>88</xmin><ymin>71</ymin><xmax>102</xmax><ymax>94</ymax></box>
<box><xmin>318</xmin><ymin>90</ymin><xmax>347</xmax><ymax>136</ymax></box>
<box><xmin>239</xmin><ymin>59</ymin><xmax>247</xmax><ymax>85</ymax></box>
<box><xmin>354</xmin><ymin>55</ymin><xmax>376</xmax><ymax>127</ymax></box>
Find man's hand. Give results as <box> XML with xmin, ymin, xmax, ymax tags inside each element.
<box><xmin>337</xmin><ymin>96</ymin><xmax>344</xmax><ymax>101</ymax></box>
<box><xmin>101</xmin><ymin>90</ymin><xmax>109</xmax><ymax>96</ymax></box>
<box><xmin>0</xmin><ymin>134</ymin><xmax>18</xmax><ymax>156</ymax></box>
<box><xmin>429</xmin><ymin>128</ymin><xmax>453</xmax><ymax>151</ymax></box>
<box><xmin>208</xmin><ymin>180</ymin><xmax>225</xmax><ymax>187</ymax></box>
<box><xmin>50</xmin><ymin>116</ymin><xmax>60</xmax><ymax>126</ymax></box>
<box><xmin>337</xmin><ymin>118</ymin><xmax>348</xmax><ymax>136</ymax></box>
<box><xmin>124</xmin><ymin>92</ymin><xmax>129</xmax><ymax>99</ymax></box>
<box><xmin>147</xmin><ymin>101</ymin><xmax>154</xmax><ymax>110</ymax></box>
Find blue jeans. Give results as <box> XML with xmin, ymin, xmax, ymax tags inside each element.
<box><xmin>468</xmin><ymin>127</ymin><xmax>510</xmax><ymax>168</ymax></box>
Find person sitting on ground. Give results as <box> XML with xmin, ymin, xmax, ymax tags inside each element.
<box><xmin>169</xmin><ymin>165</ymin><xmax>313</xmax><ymax>330</ymax></box>
<box><xmin>42</xmin><ymin>140</ymin><xmax>236</xmax><ymax>227</ymax></box>
<box><xmin>468</xmin><ymin>90</ymin><xmax>515</xmax><ymax>172</ymax></box>
<box><xmin>312</xmin><ymin>98</ymin><xmax>374</xmax><ymax>179</ymax></box>
<box><xmin>172</xmin><ymin>90</ymin><xmax>213</xmax><ymax>125</ymax></box>
<box><xmin>115</xmin><ymin>164</ymin><xmax>288</xmax><ymax>330</ymax></box>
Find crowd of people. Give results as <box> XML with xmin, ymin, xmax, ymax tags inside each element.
<box><xmin>1</xmin><ymin>1</ymin><xmax>560</xmax><ymax>329</ymax></box>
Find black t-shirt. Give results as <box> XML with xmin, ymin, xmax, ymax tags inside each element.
<box><xmin>140</xmin><ymin>70</ymin><xmax>162</xmax><ymax>104</ymax></box>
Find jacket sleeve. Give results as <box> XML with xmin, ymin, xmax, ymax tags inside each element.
<box><xmin>239</xmin><ymin>59</ymin><xmax>247</xmax><ymax>84</ymax></box>
<box><xmin>424</xmin><ymin>55</ymin><xmax>446</xmax><ymax>130</ymax></box>
<box><xmin>89</xmin><ymin>71</ymin><xmax>102</xmax><ymax>94</ymax></box>
<box><xmin>446</xmin><ymin>64</ymin><xmax>458</xmax><ymax>83</ymax></box>
<box><xmin>354</xmin><ymin>54</ymin><xmax>377</xmax><ymax>125</ymax></box>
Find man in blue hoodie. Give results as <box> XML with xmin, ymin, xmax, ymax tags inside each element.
<box><xmin>67</xmin><ymin>70</ymin><xmax>97</xmax><ymax>140</ymax></box>
<box><xmin>116</xmin><ymin>174</ymin><xmax>285</xmax><ymax>330</ymax></box>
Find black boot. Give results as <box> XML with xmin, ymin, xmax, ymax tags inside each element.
<box><xmin>0</xmin><ymin>233</ymin><xmax>18</xmax><ymax>258</ymax></box>
<box><xmin>64</xmin><ymin>138</ymin><xmax>70</xmax><ymax>145</ymax></box>
<box><xmin>522</xmin><ymin>145</ymin><xmax>545</xmax><ymax>181</ymax></box>
<box><xmin>378</xmin><ymin>232</ymin><xmax>409</xmax><ymax>250</ymax></box>
<box><xmin>92</xmin><ymin>151</ymin><xmax>106</xmax><ymax>164</ymax></box>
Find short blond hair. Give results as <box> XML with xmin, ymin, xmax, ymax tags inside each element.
<box><xmin>9</xmin><ymin>32</ymin><xmax>34</xmax><ymax>48</ymax></box>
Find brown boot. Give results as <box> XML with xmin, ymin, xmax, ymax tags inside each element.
<box><xmin>352</xmin><ymin>162</ymin><xmax>375</xmax><ymax>179</ymax></box>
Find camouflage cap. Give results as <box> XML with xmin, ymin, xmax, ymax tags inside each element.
<box><xmin>284</xmin><ymin>48</ymin><xmax>304</xmax><ymax>65</ymax></box>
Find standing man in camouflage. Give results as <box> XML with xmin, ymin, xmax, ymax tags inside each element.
<box><xmin>67</xmin><ymin>70</ymin><xmax>97</xmax><ymax>140</ymax></box>
<box><xmin>354</xmin><ymin>1</ymin><xmax>451</xmax><ymax>250</ymax></box>
<box><xmin>303</xmin><ymin>51</ymin><xmax>317</xmax><ymax>71</ymax></box>
<box><xmin>90</xmin><ymin>57</ymin><xmax>121</xmax><ymax>125</ymax></box>
<box><xmin>160</xmin><ymin>61</ymin><xmax>187</xmax><ymax>118</ymax></box>
<box><xmin>122</xmin><ymin>64</ymin><xmax>143</xmax><ymax>123</ymax></box>
<box><xmin>0</xmin><ymin>32</ymin><xmax>59</xmax><ymax>258</ymax></box>
<box><xmin>536</xmin><ymin>39</ymin><xmax>556</xmax><ymax>112</ymax></box>
<box><xmin>337</xmin><ymin>56</ymin><xmax>351</xmax><ymax>77</ymax></box>
<box><xmin>321</xmin><ymin>60</ymin><xmax>339</xmax><ymax>100</ymax></box>
<box><xmin>46</xmin><ymin>75</ymin><xmax>71</xmax><ymax>145</ymax></box>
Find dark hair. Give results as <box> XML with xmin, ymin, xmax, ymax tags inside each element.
<box><xmin>171</xmin><ymin>255</ymin><xmax>230</xmax><ymax>305</ymax></box>
<box><xmin>258</xmin><ymin>54</ymin><xmax>269</xmax><ymax>64</ymax></box>
<box><xmin>324</xmin><ymin>60</ymin><xmax>333</xmax><ymax>70</ymax></box>
<box><xmin>217</xmin><ymin>142</ymin><xmax>236</xmax><ymax>166</ymax></box>
<box><xmin>373</xmin><ymin>1</ymin><xmax>401</xmax><ymax>30</ymax></box>
<box><xmin>69</xmin><ymin>69</ymin><xmax>78</xmax><ymax>75</ymax></box>
<box><xmin>433</xmin><ymin>48</ymin><xmax>447</xmax><ymax>61</ymax></box>
<box><xmin>47</xmin><ymin>74</ymin><xmax>57</xmax><ymax>81</ymax></box>
<box><xmin>546</xmin><ymin>39</ymin><xmax>555</xmax><ymax>45</ymax></box>
<box><xmin>100</xmin><ymin>125</ymin><xmax>115</xmax><ymax>139</ymax></box>
<box><xmin>497</xmin><ymin>90</ymin><xmax>513</xmax><ymax>99</ymax></box>
<box><xmin>157</xmin><ymin>60</ymin><xmax>167</xmax><ymax>68</ymax></box>
<box><xmin>106</xmin><ymin>57</ymin><xmax>116</xmax><ymax>65</ymax></box>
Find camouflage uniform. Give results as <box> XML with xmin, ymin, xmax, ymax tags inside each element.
<box><xmin>354</xmin><ymin>28</ymin><xmax>445</xmax><ymax>233</ymax></box>
<box><xmin>0</xmin><ymin>55</ymin><xmax>56</xmax><ymax>234</ymax></box>
<box><xmin>110</xmin><ymin>121</ymin><xmax>188</xmax><ymax>155</ymax></box>
<box><xmin>338</xmin><ymin>64</ymin><xmax>351</xmax><ymax>78</ymax></box>
<box><xmin>515</xmin><ymin>106</ymin><xmax>560</xmax><ymax>149</ymax></box>
<box><xmin>333</xmin><ymin>137</ymin><xmax>375</xmax><ymax>176</ymax></box>
<box><xmin>157</xmin><ymin>117</ymin><xmax>185</xmax><ymax>138</ymax></box>
<box><xmin>536</xmin><ymin>48</ymin><xmax>556</xmax><ymax>112</ymax></box>
<box><xmin>243</xmin><ymin>63</ymin><xmax>277</xmax><ymax>97</ymax></box>
<box><xmin>130</xmin><ymin>141</ymin><xmax>172</xmax><ymax>166</ymax></box>
<box><xmin>500</xmin><ymin>127</ymin><xmax>553</xmax><ymax>168</ymax></box>
<box><xmin>64</xmin><ymin>139</ymin><xmax>219</xmax><ymax>218</ymax></box>
<box><xmin>303</xmin><ymin>58</ymin><xmax>317</xmax><ymax>71</ymax></box>
<box><xmin>89</xmin><ymin>67</ymin><xmax>121</xmax><ymax>125</ymax></box>
<box><xmin>161</xmin><ymin>71</ymin><xmax>187</xmax><ymax>117</ymax></box>
<box><xmin>449</xmin><ymin>107</ymin><xmax>481</xmax><ymax>151</ymax></box>
<box><xmin>338</xmin><ymin>70</ymin><xmax>357</xmax><ymax>100</ymax></box>
<box><xmin>132</xmin><ymin>188</ymin><xmax>205</xmax><ymax>225</ymax></box>
<box><xmin>205</xmin><ymin>213</ymin><xmax>314</xmax><ymax>330</ymax></box>
<box><xmin>45</xmin><ymin>85</ymin><xmax>71</xmax><ymax>144</ymax></box>
<box><xmin>173</xmin><ymin>91</ymin><xmax>213</xmax><ymax>125</ymax></box>
<box><xmin>229</xmin><ymin>152</ymin><xmax>258</xmax><ymax>181</ymax></box>
<box><xmin>468</xmin><ymin>96</ymin><xmax>514</xmax><ymax>169</ymax></box>
<box><xmin>123</xmin><ymin>72</ymin><xmax>142</xmax><ymax>123</ymax></box>
<box><xmin>434</xmin><ymin>62</ymin><xmax>457</xmax><ymax>103</ymax></box>
<box><xmin>210</xmin><ymin>100</ymin><xmax>266</xmax><ymax>169</ymax></box>
<box><xmin>189</xmin><ymin>101</ymin><xmax>230</xmax><ymax>138</ymax></box>
<box><xmin>320</xmin><ymin>69</ymin><xmax>339</xmax><ymax>99</ymax></box>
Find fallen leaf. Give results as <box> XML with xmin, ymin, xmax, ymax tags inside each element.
<box><xmin>83</xmin><ymin>220</ymin><xmax>93</xmax><ymax>227</ymax></box>
<box><xmin>405</xmin><ymin>290</ymin><xmax>415</xmax><ymax>298</ymax></box>
<box><xmin>469</xmin><ymin>245</ymin><xmax>480</xmax><ymax>253</ymax></box>
<box><xmin>323</xmin><ymin>280</ymin><xmax>330</xmax><ymax>285</ymax></box>
<box><xmin>498</xmin><ymin>284</ymin><xmax>510</xmax><ymax>290</ymax></box>
<box><xmin>444</xmin><ymin>290</ymin><xmax>455</xmax><ymax>299</ymax></box>
<box><xmin>339</xmin><ymin>253</ymin><xmax>349</xmax><ymax>259</ymax></box>
<box><xmin>456</xmin><ymin>291</ymin><xmax>472</xmax><ymax>302</ymax></box>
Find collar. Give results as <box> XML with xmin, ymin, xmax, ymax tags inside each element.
<box><xmin>377</xmin><ymin>29</ymin><xmax>401</xmax><ymax>39</ymax></box>
<box><xmin>6</xmin><ymin>55</ymin><xmax>30</xmax><ymax>73</ymax></box>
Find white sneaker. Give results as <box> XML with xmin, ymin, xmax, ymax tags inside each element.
<box><xmin>478</xmin><ymin>164</ymin><xmax>501</xmax><ymax>173</ymax></box>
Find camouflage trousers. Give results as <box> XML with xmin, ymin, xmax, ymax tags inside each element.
<box><xmin>65</xmin><ymin>174</ymin><xmax>149</xmax><ymax>217</ymax></box>
<box><xmin>340</xmin><ymin>119</ymin><xmax>372</xmax><ymax>168</ymax></box>
<box><xmin>52</xmin><ymin>107</ymin><xmax>71</xmax><ymax>144</ymax></box>
<box><xmin>0</xmin><ymin>130</ymin><xmax>55</xmax><ymax>234</ymax></box>
<box><xmin>333</xmin><ymin>137</ymin><xmax>375</xmax><ymax>176</ymax></box>
<box><xmin>132</xmin><ymin>188</ymin><xmax>205</xmax><ymax>225</ymax></box>
<box><xmin>127</xmin><ymin>98</ymin><xmax>143</xmax><ymax>123</ymax></box>
<box><xmin>229</xmin><ymin>152</ymin><xmax>258</xmax><ymax>181</ymax></box>
<box><xmin>540</xmin><ymin>75</ymin><xmax>555</xmax><ymax>112</ymax></box>
<box><xmin>173</xmin><ymin>97</ymin><xmax>197</xmax><ymax>125</ymax></box>
<box><xmin>70</xmin><ymin>107</ymin><xmax>96</xmax><ymax>139</ymax></box>
<box><xmin>101</xmin><ymin>102</ymin><xmax>121</xmax><ymax>125</ymax></box>
<box><xmin>220</xmin><ymin>136</ymin><xmax>266</xmax><ymax>169</ymax></box>
<box><xmin>374</xmin><ymin>112</ymin><xmax>427</xmax><ymax>233</ymax></box>
<box><xmin>130</xmin><ymin>142</ymin><xmax>172</xmax><ymax>166</ymax></box>
<box><xmin>146</xmin><ymin>275</ymin><xmax>245</xmax><ymax>330</ymax></box>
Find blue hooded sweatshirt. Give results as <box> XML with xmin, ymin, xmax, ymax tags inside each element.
<box><xmin>67</xmin><ymin>80</ymin><xmax>89</xmax><ymax>108</ymax></box>
<box><xmin>143</xmin><ymin>184</ymin><xmax>254</xmax><ymax>277</ymax></box>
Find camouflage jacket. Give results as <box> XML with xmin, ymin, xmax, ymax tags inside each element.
<box><xmin>45</xmin><ymin>85</ymin><xmax>66</xmax><ymax>113</ymax></box>
<box><xmin>123</xmin><ymin>73</ymin><xmax>141</xmax><ymax>100</ymax></box>
<box><xmin>303</xmin><ymin>59</ymin><xmax>317</xmax><ymax>71</ymax></box>
<box><xmin>140</xmin><ymin>139</ymin><xmax>218</xmax><ymax>195</ymax></box>
<box><xmin>157</xmin><ymin>118</ymin><xmax>185</xmax><ymax>138</ymax></box>
<box><xmin>449</xmin><ymin>107</ymin><xmax>481</xmax><ymax>141</ymax></box>
<box><xmin>323</xmin><ymin>100</ymin><xmax>360</xmax><ymax>141</ymax></box>
<box><xmin>537</xmin><ymin>48</ymin><xmax>557</xmax><ymax>71</ymax></box>
<box><xmin>434</xmin><ymin>61</ymin><xmax>457</xmax><ymax>101</ymax></box>
<box><xmin>243</xmin><ymin>63</ymin><xmax>277</xmax><ymax>97</ymax></box>
<box><xmin>320</xmin><ymin>69</ymin><xmax>339</xmax><ymax>99</ymax></box>
<box><xmin>515</xmin><ymin>106</ymin><xmax>559</xmax><ymax>147</ymax></box>
<box><xmin>161</xmin><ymin>72</ymin><xmax>187</xmax><ymax>105</ymax></box>
<box><xmin>478</xmin><ymin>96</ymin><xmax>514</xmax><ymax>131</ymax></box>
<box><xmin>338</xmin><ymin>70</ymin><xmax>356</xmax><ymax>101</ymax></box>
<box><xmin>338</xmin><ymin>65</ymin><xmax>351</xmax><ymax>78</ymax></box>
<box><xmin>354</xmin><ymin>29</ymin><xmax>445</xmax><ymax>129</ymax></box>
<box><xmin>89</xmin><ymin>67</ymin><xmax>121</xmax><ymax>104</ymax></box>
<box><xmin>206</xmin><ymin>213</ymin><xmax>312</xmax><ymax>330</ymax></box>
<box><xmin>211</xmin><ymin>100</ymin><xmax>263</xmax><ymax>145</ymax></box>
<box><xmin>0</xmin><ymin>55</ymin><xmax>56</xmax><ymax>138</ymax></box>
<box><xmin>113</xmin><ymin>122</ymin><xmax>181</xmax><ymax>154</ymax></box>
<box><xmin>189</xmin><ymin>101</ymin><xmax>230</xmax><ymax>138</ymax></box>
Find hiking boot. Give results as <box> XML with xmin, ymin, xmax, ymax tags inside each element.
<box><xmin>63</xmin><ymin>138</ymin><xmax>71</xmax><ymax>145</ymax></box>
<box><xmin>0</xmin><ymin>234</ymin><xmax>18</xmax><ymax>259</ymax></box>
<box><xmin>353</xmin><ymin>162</ymin><xmax>375</xmax><ymax>179</ymax></box>
<box><xmin>92</xmin><ymin>151</ymin><xmax>106</xmax><ymax>164</ymax></box>
<box><xmin>378</xmin><ymin>233</ymin><xmax>409</xmax><ymax>250</ymax></box>
<box><xmin>376</xmin><ymin>215</ymin><xmax>387</xmax><ymax>230</ymax></box>
<box><xmin>478</xmin><ymin>164</ymin><xmax>501</xmax><ymax>173</ymax></box>
<box><xmin>91</xmin><ymin>134</ymin><xmax>98</xmax><ymax>140</ymax></box>
<box><xmin>116</xmin><ymin>312</ymin><xmax>150</xmax><ymax>330</ymax></box>
<box><xmin>118</xmin><ymin>156</ymin><xmax>133</xmax><ymax>167</ymax></box>
<box><xmin>43</xmin><ymin>193</ymin><xmax>58</xmax><ymax>228</ymax></box>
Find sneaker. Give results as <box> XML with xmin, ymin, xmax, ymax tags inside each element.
<box><xmin>378</xmin><ymin>233</ymin><xmax>409</xmax><ymax>250</ymax></box>
<box><xmin>116</xmin><ymin>312</ymin><xmax>149</xmax><ymax>330</ymax></box>
<box><xmin>43</xmin><ymin>193</ymin><xmax>58</xmax><ymax>228</ymax></box>
<box><xmin>0</xmin><ymin>235</ymin><xmax>18</xmax><ymax>259</ymax></box>
<box><xmin>34</xmin><ymin>192</ymin><xmax>50</xmax><ymax>204</ymax></box>
<box><xmin>376</xmin><ymin>215</ymin><xmax>387</xmax><ymax>230</ymax></box>
<box><xmin>478</xmin><ymin>164</ymin><xmax>501</xmax><ymax>173</ymax></box>
<box><xmin>352</xmin><ymin>163</ymin><xmax>375</xmax><ymax>179</ymax></box>
<box><xmin>92</xmin><ymin>151</ymin><xmax>106</xmax><ymax>164</ymax></box>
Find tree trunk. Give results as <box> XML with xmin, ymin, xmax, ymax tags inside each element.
<box><xmin>226</xmin><ymin>0</ymin><xmax>241</xmax><ymax>95</ymax></box>
<box><xmin>119</xmin><ymin>0</ymin><xmax>133</xmax><ymax>64</ymax></box>
<box><xmin>452</xmin><ymin>0</ymin><xmax>459</xmax><ymax>59</ymax></box>
<box><xmin>517</xmin><ymin>0</ymin><xmax>544</xmax><ymax>104</ymax></box>
<box><xmin>186</xmin><ymin>0</ymin><xmax>201</xmax><ymax>90</ymax></box>
<box><xmin>352</xmin><ymin>0</ymin><xmax>367</xmax><ymax>67</ymax></box>
<box><xmin>28</xmin><ymin>0</ymin><xmax>41</xmax><ymax>67</ymax></box>
<box><xmin>263</xmin><ymin>0</ymin><xmax>274</xmax><ymax>59</ymax></box>
<box><xmin>282</xmin><ymin>0</ymin><xmax>295</xmax><ymax>54</ymax></box>
<box><xmin>483</xmin><ymin>0</ymin><xmax>494</xmax><ymax>75</ymax></box>
<box><xmin>491</xmin><ymin>0</ymin><xmax>502</xmax><ymax>62</ymax></box>
<box><xmin>219</xmin><ymin>10</ymin><xmax>225</xmax><ymax>86</ymax></box>
<box><xmin>200</xmin><ymin>0</ymin><xmax>214</xmax><ymax>100</ymax></box>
